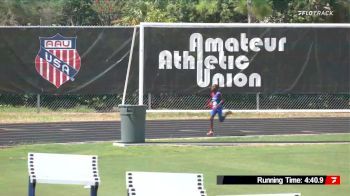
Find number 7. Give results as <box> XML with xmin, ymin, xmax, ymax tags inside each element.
<box><xmin>331</xmin><ymin>177</ymin><xmax>337</xmax><ymax>183</ymax></box>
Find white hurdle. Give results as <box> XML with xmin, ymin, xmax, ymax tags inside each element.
<box><xmin>28</xmin><ymin>152</ymin><xmax>100</xmax><ymax>196</ymax></box>
<box><xmin>126</xmin><ymin>171</ymin><xmax>207</xmax><ymax>196</ymax></box>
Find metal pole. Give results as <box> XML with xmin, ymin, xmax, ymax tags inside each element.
<box><xmin>248</xmin><ymin>1</ymin><xmax>255</xmax><ymax>111</ymax></box>
<box><xmin>122</xmin><ymin>27</ymin><xmax>137</xmax><ymax>105</ymax></box>
<box><xmin>247</xmin><ymin>0</ymin><xmax>252</xmax><ymax>23</ymax></box>
<box><xmin>28</xmin><ymin>178</ymin><xmax>36</xmax><ymax>196</ymax></box>
<box><xmin>256</xmin><ymin>92</ymin><xmax>260</xmax><ymax>110</ymax></box>
<box><xmin>90</xmin><ymin>185</ymin><xmax>98</xmax><ymax>196</ymax></box>
<box><xmin>148</xmin><ymin>93</ymin><xmax>152</xmax><ymax>109</ymax></box>
<box><xmin>139</xmin><ymin>24</ymin><xmax>145</xmax><ymax>105</ymax></box>
<box><xmin>36</xmin><ymin>94</ymin><xmax>41</xmax><ymax>113</ymax></box>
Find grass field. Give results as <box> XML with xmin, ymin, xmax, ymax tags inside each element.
<box><xmin>0</xmin><ymin>139</ymin><xmax>349</xmax><ymax>196</ymax></box>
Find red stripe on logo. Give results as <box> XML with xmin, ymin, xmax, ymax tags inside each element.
<box><xmin>68</xmin><ymin>50</ymin><xmax>75</xmax><ymax>68</ymax></box>
<box><xmin>48</xmin><ymin>50</ymin><xmax>54</xmax><ymax>85</ymax></box>
<box><xmin>55</xmin><ymin>50</ymin><xmax>61</xmax><ymax>87</ymax></box>
<box><xmin>75</xmin><ymin>51</ymin><xmax>81</xmax><ymax>70</ymax></box>
<box><xmin>55</xmin><ymin>68</ymin><xmax>60</xmax><ymax>88</ymax></box>
<box><xmin>62</xmin><ymin>50</ymin><xmax>68</xmax><ymax>81</ymax></box>
<box><xmin>42</xmin><ymin>58</ymin><xmax>47</xmax><ymax>81</ymax></box>
<box><xmin>35</xmin><ymin>56</ymin><xmax>40</xmax><ymax>74</ymax></box>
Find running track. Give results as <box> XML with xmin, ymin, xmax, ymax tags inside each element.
<box><xmin>0</xmin><ymin>117</ymin><xmax>349</xmax><ymax>146</ymax></box>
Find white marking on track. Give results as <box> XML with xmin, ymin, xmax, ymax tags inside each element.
<box><xmin>301</xmin><ymin>130</ymin><xmax>316</xmax><ymax>133</ymax></box>
<box><xmin>60</xmin><ymin>128</ymin><xmax>80</xmax><ymax>132</ymax></box>
<box><xmin>1</xmin><ymin>128</ymin><xmax>23</xmax><ymax>131</ymax></box>
<box><xmin>178</xmin><ymin>130</ymin><xmax>203</xmax><ymax>133</ymax></box>
<box><xmin>240</xmin><ymin>130</ymin><xmax>260</xmax><ymax>133</ymax></box>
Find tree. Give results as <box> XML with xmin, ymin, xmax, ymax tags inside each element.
<box><xmin>116</xmin><ymin>0</ymin><xmax>177</xmax><ymax>25</ymax></box>
<box><xmin>165</xmin><ymin>0</ymin><xmax>196</xmax><ymax>22</ymax></box>
<box><xmin>193</xmin><ymin>0</ymin><xmax>220</xmax><ymax>22</ymax></box>
<box><xmin>329</xmin><ymin>0</ymin><xmax>350</xmax><ymax>23</ymax></box>
<box><xmin>91</xmin><ymin>0</ymin><xmax>125</xmax><ymax>25</ymax></box>
<box><xmin>234</xmin><ymin>0</ymin><xmax>273</xmax><ymax>22</ymax></box>
<box><xmin>60</xmin><ymin>0</ymin><xmax>100</xmax><ymax>25</ymax></box>
<box><xmin>219</xmin><ymin>0</ymin><xmax>249</xmax><ymax>22</ymax></box>
<box><xmin>0</xmin><ymin>0</ymin><xmax>348</xmax><ymax>26</ymax></box>
<box><xmin>267</xmin><ymin>0</ymin><xmax>350</xmax><ymax>23</ymax></box>
<box><xmin>0</xmin><ymin>0</ymin><xmax>18</xmax><ymax>25</ymax></box>
<box><xmin>0</xmin><ymin>0</ymin><xmax>64</xmax><ymax>25</ymax></box>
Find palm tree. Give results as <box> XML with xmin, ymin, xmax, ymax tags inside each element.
<box><xmin>234</xmin><ymin>0</ymin><xmax>273</xmax><ymax>23</ymax></box>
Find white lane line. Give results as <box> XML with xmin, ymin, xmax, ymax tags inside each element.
<box><xmin>178</xmin><ymin>130</ymin><xmax>204</xmax><ymax>133</ymax></box>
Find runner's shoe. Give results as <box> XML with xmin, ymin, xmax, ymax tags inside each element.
<box><xmin>206</xmin><ymin>130</ymin><xmax>214</xmax><ymax>136</ymax></box>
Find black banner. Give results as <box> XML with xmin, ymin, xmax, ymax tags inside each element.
<box><xmin>143</xmin><ymin>25</ymin><xmax>350</xmax><ymax>94</ymax></box>
<box><xmin>0</xmin><ymin>27</ymin><xmax>139</xmax><ymax>95</ymax></box>
<box><xmin>217</xmin><ymin>175</ymin><xmax>341</xmax><ymax>185</ymax></box>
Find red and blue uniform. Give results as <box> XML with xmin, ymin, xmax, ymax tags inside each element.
<box><xmin>210</xmin><ymin>91</ymin><xmax>225</xmax><ymax>122</ymax></box>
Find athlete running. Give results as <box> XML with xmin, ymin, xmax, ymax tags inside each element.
<box><xmin>207</xmin><ymin>84</ymin><xmax>232</xmax><ymax>136</ymax></box>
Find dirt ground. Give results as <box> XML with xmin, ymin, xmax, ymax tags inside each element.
<box><xmin>0</xmin><ymin>111</ymin><xmax>349</xmax><ymax>124</ymax></box>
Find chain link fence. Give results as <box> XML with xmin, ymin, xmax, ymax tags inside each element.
<box><xmin>149</xmin><ymin>93</ymin><xmax>350</xmax><ymax>110</ymax></box>
<box><xmin>0</xmin><ymin>93</ymin><xmax>349</xmax><ymax>112</ymax></box>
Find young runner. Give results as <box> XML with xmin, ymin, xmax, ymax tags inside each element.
<box><xmin>207</xmin><ymin>84</ymin><xmax>232</xmax><ymax>136</ymax></box>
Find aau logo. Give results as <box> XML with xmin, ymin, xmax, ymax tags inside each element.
<box><xmin>35</xmin><ymin>33</ymin><xmax>81</xmax><ymax>88</ymax></box>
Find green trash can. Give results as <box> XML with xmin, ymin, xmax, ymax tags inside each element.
<box><xmin>118</xmin><ymin>104</ymin><xmax>147</xmax><ymax>143</ymax></box>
